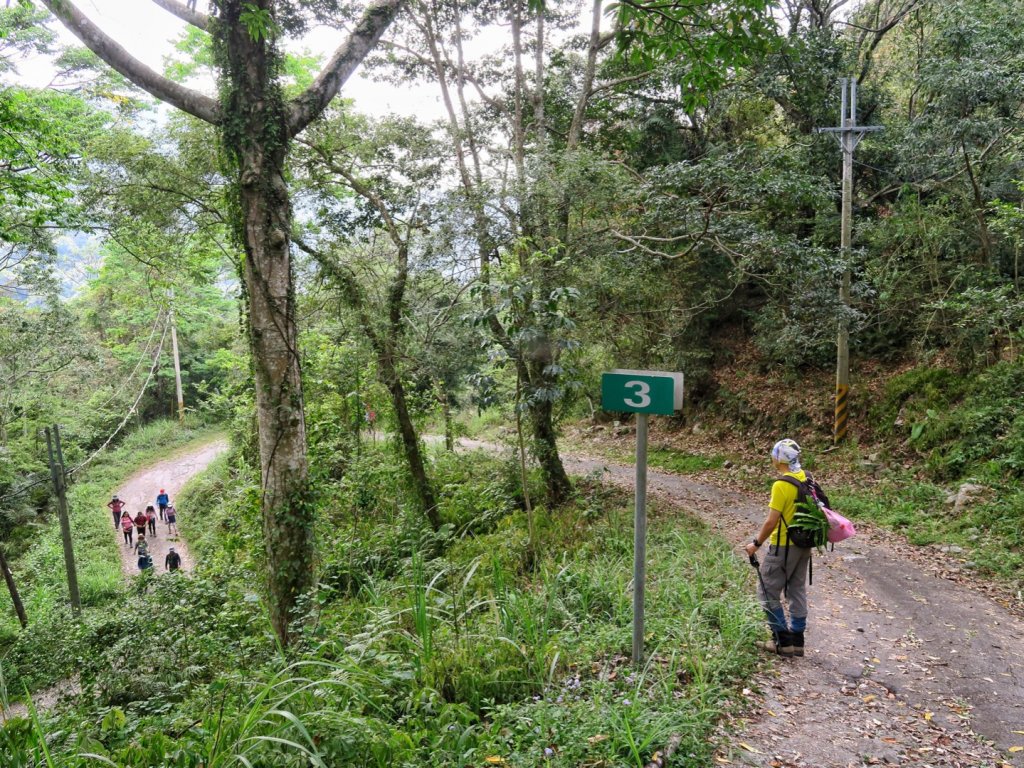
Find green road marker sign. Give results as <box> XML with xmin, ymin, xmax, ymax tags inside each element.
<box><xmin>601</xmin><ymin>369</ymin><xmax>683</xmax><ymax>665</ymax></box>
<box><xmin>601</xmin><ymin>370</ymin><xmax>684</xmax><ymax>415</ymax></box>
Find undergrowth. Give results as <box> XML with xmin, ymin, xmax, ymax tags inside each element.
<box><xmin>1</xmin><ymin>441</ymin><xmax>762</xmax><ymax>767</ymax></box>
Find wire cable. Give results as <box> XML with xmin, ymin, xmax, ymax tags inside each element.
<box><xmin>0</xmin><ymin>314</ymin><xmax>171</xmax><ymax>503</ymax></box>
<box><xmin>66</xmin><ymin>315</ymin><xmax>170</xmax><ymax>478</ymax></box>
<box><xmin>0</xmin><ymin>473</ymin><xmax>53</xmax><ymax>506</ymax></box>
<box><xmin>90</xmin><ymin>310</ymin><xmax>166</xmax><ymax>414</ymax></box>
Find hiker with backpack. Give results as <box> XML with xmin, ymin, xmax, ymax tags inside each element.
<box><xmin>744</xmin><ymin>438</ymin><xmax>817</xmax><ymax>659</ymax></box>
<box><xmin>134</xmin><ymin>534</ymin><xmax>152</xmax><ymax>571</ymax></box>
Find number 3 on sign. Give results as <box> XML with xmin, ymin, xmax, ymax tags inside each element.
<box><xmin>623</xmin><ymin>380</ymin><xmax>651</xmax><ymax>408</ymax></box>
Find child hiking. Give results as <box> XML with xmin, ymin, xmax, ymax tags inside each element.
<box><xmin>120</xmin><ymin>511</ymin><xmax>134</xmax><ymax>545</ymax></box>
<box><xmin>744</xmin><ymin>438</ymin><xmax>816</xmax><ymax>659</ymax></box>
<box><xmin>134</xmin><ymin>534</ymin><xmax>152</xmax><ymax>571</ymax></box>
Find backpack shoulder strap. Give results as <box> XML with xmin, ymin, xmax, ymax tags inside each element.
<box><xmin>776</xmin><ymin>474</ymin><xmax>808</xmax><ymax>502</ymax></box>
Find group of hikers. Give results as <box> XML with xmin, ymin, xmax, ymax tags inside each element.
<box><xmin>106</xmin><ymin>490</ymin><xmax>182</xmax><ymax>573</ymax></box>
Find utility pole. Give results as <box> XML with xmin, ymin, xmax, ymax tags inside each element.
<box><xmin>168</xmin><ymin>290</ymin><xmax>185</xmax><ymax>423</ymax></box>
<box><xmin>45</xmin><ymin>425</ymin><xmax>81</xmax><ymax>617</ymax></box>
<box><xmin>815</xmin><ymin>78</ymin><xmax>882</xmax><ymax>444</ymax></box>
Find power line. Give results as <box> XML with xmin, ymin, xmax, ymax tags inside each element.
<box><xmin>90</xmin><ymin>310</ymin><xmax>166</xmax><ymax>414</ymax></box>
<box><xmin>0</xmin><ymin>473</ymin><xmax>52</xmax><ymax>506</ymax></box>
<box><xmin>0</xmin><ymin>314</ymin><xmax>171</xmax><ymax>505</ymax></box>
<box><xmin>67</xmin><ymin>315</ymin><xmax>170</xmax><ymax>478</ymax></box>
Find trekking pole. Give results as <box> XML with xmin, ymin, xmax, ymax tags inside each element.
<box><xmin>749</xmin><ymin>553</ymin><xmax>770</xmax><ymax>599</ymax></box>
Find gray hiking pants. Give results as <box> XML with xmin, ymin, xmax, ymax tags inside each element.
<box><xmin>757</xmin><ymin>545</ymin><xmax>812</xmax><ymax>632</ymax></box>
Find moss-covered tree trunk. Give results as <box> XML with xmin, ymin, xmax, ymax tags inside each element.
<box><xmin>218</xmin><ymin>4</ymin><xmax>312</xmax><ymax>645</ymax></box>
<box><xmin>42</xmin><ymin>0</ymin><xmax>404</xmax><ymax>645</ymax></box>
<box><xmin>379</xmin><ymin>353</ymin><xmax>440</xmax><ymax>530</ymax></box>
<box><xmin>527</xmin><ymin>364</ymin><xmax>572</xmax><ymax>507</ymax></box>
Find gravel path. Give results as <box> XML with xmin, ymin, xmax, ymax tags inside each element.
<box><xmin>111</xmin><ymin>438</ymin><xmax>228</xmax><ymax>577</ymax></box>
<box><xmin>456</xmin><ymin>438</ymin><xmax>1024</xmax><ymax>767</ymax></box>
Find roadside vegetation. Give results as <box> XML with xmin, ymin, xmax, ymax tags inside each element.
<box><xmin>0</xmin><ymin>423</ymin><xmax>224</xmax><ymax>691</ymax></box>
<box><xmin>2</xmin><ymin>441</ymin><xmax>761</xmax><ymax>766</ymax></box>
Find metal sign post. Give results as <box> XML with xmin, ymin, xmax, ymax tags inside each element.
<box><xmin>632</xmin><ymin>411</ymin><xmax>648</xmax><ymax>665</ymax></box>
<box><xmin>601</xmin><ymin>369</ymin><xmax>683</xmax><ymax>665</ymax></box>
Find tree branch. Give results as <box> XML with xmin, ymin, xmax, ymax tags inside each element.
<box><xmin>39</xmin><ymin>0</ymin><xmax>220</xmax><ymax>124</ymax></box>
<box><xmin>286</xmin><ymin>0</ymin><xmax>406</xmax><ymax>137</ymax></box>
<box><xmin>150</xmin><ymin>0</ymin><xmax>210</xmax><ymax>31</ymax></box>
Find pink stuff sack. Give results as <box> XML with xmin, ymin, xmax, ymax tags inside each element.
<box><xmin>823</xmin><ymin>507</ymin><xmax>856</xmax><ymax>543</ymax></box>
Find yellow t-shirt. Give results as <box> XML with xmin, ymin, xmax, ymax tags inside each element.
<box><xmin>768</xmin><ymin>470</ymin><xmax>808</xmax><ymax>546</ymax></box>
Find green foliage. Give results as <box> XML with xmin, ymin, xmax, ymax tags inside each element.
<box><xmin>610</xmin><ymin>0</ymin><xmax>780</xmax><ymax>110</ymax></box>
<box><xmin>645</xmin><ymin>449</ymin><xmax>725</xmax><ymax>474</ymax></box>
<box><xmin>240</xmin><ymin>3</ymin><xmax>280</xmax><ymax>42</ymax></box>
<box><xmin>873</xmin><ymin>361</ymin><xmax>1024</xmax><ymax>479</ymax></box>
<box><xmin>1</xmin><ymin>439</ymin><xmax>762</xmax><ymax>767</ymax></box>
<box><xmin>789</xmin><ymin>502</ymin><xmax>829</xmax><ymax>549</ymax></box>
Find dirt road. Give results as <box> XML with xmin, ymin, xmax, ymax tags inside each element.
<box><xmin>112</xmin><ymin>438</ymin><xmax>228</xmax><ymax>577</ymax></box>
<box><xmin>458</xmin><ymin>438</ymin><xmax>1023</xmax><ymax>767</ymax></box>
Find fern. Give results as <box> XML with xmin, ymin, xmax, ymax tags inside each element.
<box><xmin>790</xmin><ymin>502</ymin><xmax>829</xmax><ymax>550</ymax></box>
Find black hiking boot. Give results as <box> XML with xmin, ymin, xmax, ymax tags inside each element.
<box><xmin>759</xmin><ymin>631</ymin><xmax>796</xmax><ymax>658</ymax></box>
<box><xmin>792</xmin><ymin>631</ymin><xmax>805</xmax><ymax>657</ymax></box>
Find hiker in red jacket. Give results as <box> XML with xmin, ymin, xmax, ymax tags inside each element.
<box><xmin>134</xmin><ymin>511</ymin><xmax>148</xmax><ymax>542</ymax></box>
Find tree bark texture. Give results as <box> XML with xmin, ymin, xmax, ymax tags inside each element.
<box><xmin>43</xmin><ymin>0</ymin><xmax>404</xmax><ymax>645</ymax></box>
<box><xmin>380</xmin><ymin>354</ymin><xmax>441</xmax><ymax>530</ymax></box>
<box><xmin>219</xmin><ymin>4</ymin><xmax>312</xmax><ymax>644</ymax></box>
<box><xmin>529</xmin><ymin>393</ymin><xmax>572</xmax><ymax>506</ymax></box>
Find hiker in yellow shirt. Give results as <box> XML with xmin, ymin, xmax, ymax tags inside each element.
<box><xmin>745</xmin><ymin>438</ymin><xmax>813</xmax><ymax>658</ymax></box>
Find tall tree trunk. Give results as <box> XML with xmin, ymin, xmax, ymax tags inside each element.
<box><xmin>440</xmin><ymin>384</ymin><xmax>454</xmax><ymax>452</ymax></box>
<box><xmin>961</xmin><ymin>139</ymin><xmax>993</xmax><ymax>267</ymax></box>
<box><xmin>529</xmin><ymin>394</ymin><xmax>572</xmax><ymax>506</ymax></box>
<box><xmin>381</xmin><ymin>357</ymin><xmax>440</xmax><ymax>530</ymax></box>
<box><xmin>222</xmin><ymin>11</ymin><xmax>312</xmax><ymax>646</ymax></box>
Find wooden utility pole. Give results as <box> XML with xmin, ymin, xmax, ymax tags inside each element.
<box><xmin>815</xmin><ymin>78</ymin><xmax>882</xmax><ymax>444</ymax></box>
<box><xmin>0</xmin><ymin>546</ymin><xmax>27</xmax><ymax>628</ymax></box>
<box><xmin>168</xmin><ymin>292</ymin><xmax>185</xmax><ymax>423</ymax></box>
<box><xmin>45</xmin><ymin>425</ymin><xmax>81</xmax><ymax>617</ymax></box>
